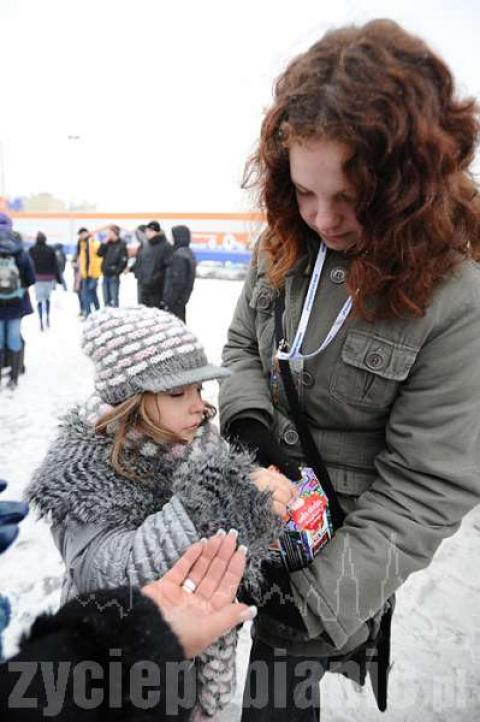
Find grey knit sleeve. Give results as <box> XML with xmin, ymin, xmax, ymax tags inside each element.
<box><xmin>57</xmin><ymin>495</ymin><xmax>199</xmax><ymax>593</ymax></box>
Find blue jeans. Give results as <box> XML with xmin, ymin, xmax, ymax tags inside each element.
<box><xmin>102</xmin><ymin>276</ymin><xmax>120</xmax><ymax>307</ymax></box>
<box><xmin>81</xmin><ymin>278</ymin><xmax>100</xmax><ymax>317</ymax></box>
<box><xmin>0</xmin><ymin>319</ymin><xmax>22</xmax><ymax>352</ymax></box>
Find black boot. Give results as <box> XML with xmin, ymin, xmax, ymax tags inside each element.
<box><xmin>7</xmin><ymin>350</ymin><xmax>22</xmax><ymax>389</ymax></box>
<box><xmin>38</xmin><ymin>302</ymin><xmax>44</xmax><ymax>331</ymax></box>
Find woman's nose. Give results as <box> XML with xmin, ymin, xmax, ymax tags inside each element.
<box><xmin>313</xmin><ymin>203</ymin><xmax>341</xmax><ymax>232</ymax></box>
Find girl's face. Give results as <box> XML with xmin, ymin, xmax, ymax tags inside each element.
<box><xmin>144</xmin><ymin>384</ymin><xmax>207</xmax><ymax>443</ymax></box>
<box><xmin>289</xmin><ymin>137</ymin><xmax>363</xmax><ymax>253</ymax></box>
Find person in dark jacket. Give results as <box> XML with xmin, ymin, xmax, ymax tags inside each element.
<box><xmin>133</xmin><ymin>220</ymin><xmax>172</xmax><ymax>308</ymax></box>
<box><xmin>0</xmin><ymin>215</ymin><xmax>35</xmax><ymax>389</ymax></box>
<box><xmin>163</xmin><ymin>225</ymin><xmax>197</xmax><ymax>322</ymax></box>
<box><xmin>53</xmin><ymin>243</ymin><xmax>67</xmax><ymax>290</ymax></box>
<box><xmin>97</xmin><ymin>225</ymin><xmax>128</xmax><ymax>307</ymax></box>
<box><xmin>0</xmin><ymin>514</ymin><xmax>256</xmax><ymax>721</ymax></box>
<box><xmin>28</xmin><ymin>232</ymin><xmax>62</xmax><ymax>331</ymax></box>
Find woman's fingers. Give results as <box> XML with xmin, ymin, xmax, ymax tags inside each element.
<box><xmin>194</xmin><ymin>530</ymin><xmax>238</xmax><ymax>599</ymax></box>
<box><xmin>209</xmin><ymin>547</ymin><xmax>248</xmax><ymax>609</ymax></box>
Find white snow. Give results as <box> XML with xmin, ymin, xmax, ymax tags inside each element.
<box><xmin>0</xmin><ymin>269</ymin><xmax>479</xmax><ymax>721</ymax></box>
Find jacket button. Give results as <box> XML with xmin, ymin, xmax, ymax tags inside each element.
<box><xmin>256</xmin><ymin>294</ymin><xmax>270</xmax><ymax>310</ymax></box>
<box><xmin>330</xmin><ymin>267</ymin><xmax>346</xmax><ymax>284</ymax></box>
<box><xmin>365</xmin><ymin>352</ymin><xmax>385</xmax><ymax>370</ymax></box>
<box><xmin>301</xmin><ymin>371</ymin><xmax>314</xmax><ymax>387</ymax></box>
<box><xmin>283</xmin><ymin>428</ymin><xmax>299</xmax><ymax>446</ymax></box>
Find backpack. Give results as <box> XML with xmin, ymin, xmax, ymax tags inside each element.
<box><xmin>0</xmin><ymin>254</ymin><xmax>24</xmax><ymax>301</ymax></box>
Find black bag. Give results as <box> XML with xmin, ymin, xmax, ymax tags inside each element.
<box><xmin>273</xmin><ymin>293</ymin><xmax>393</xmax><ymax>712</ymax></box>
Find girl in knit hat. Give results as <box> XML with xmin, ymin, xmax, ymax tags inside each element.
<box><xmin>26</xmin><ymin>305</ymin><xmax>296</xmax><ymax>719</ymax></box>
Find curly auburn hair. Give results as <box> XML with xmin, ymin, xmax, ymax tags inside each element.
<box><xmin>244</xmin><ymin>19</ymin><xmax>480</xmax><ymax>319</ymax></box>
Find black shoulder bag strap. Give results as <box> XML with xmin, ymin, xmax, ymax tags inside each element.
<box><xmin>274</xmin><ymin>291</ymin><xmax>391</xmax><ymax>713</ymax></box>
<box><xmin>274</xmin><ymin>292</ymin><xmax>345</xmax><ymax>530</ymax></box>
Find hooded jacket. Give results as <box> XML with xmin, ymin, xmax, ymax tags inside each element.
<box><xmin>26</xmin><ymin>401</ymin><xmax>280</xmax><ymax>717</ymax></box>
<box><xmin>0</xmin><ymin>232</ymin><xmax>34</xmax><ymax>321</ymax></box>
<box><xmin>220</xmin><ymin>237</ymin><xmax>480</xmax><ymax>658</ymax></box>
<box><xmin>164</xmin><ymin>225</ymin><xmax>197</xmax><ymax>315</ymax></box>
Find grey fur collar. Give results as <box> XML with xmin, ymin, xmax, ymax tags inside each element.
<box><xmin>26</xmin><ymin>407</ymin><xmax>221</xmax><ymax>530</ymax></box>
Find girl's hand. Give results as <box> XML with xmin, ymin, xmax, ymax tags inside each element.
<box><xmin>250</xmin><ymin>467</ymin><xmax>297</xmax><ymax>518</ymax></box>
<box><xmin>142</xmin><ymin>531</ymin><xmax>256</xmax><ymax>659</ymax></box>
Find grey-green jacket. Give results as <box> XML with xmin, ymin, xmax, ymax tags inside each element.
<box><xmin>220</xmin><ymin>241</ymin><xmax>480</xmax><ymax>657</ymax></box>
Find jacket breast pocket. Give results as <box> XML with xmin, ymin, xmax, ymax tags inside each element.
<box><xmin>249</xmin><ymin>281</ymin><xmax>277</xmax><ymax>370</ymax></box>
<box><xmin>330</xmin><ymin>330</ymin><xmax>418</xmax><ymax>408</ymax></box>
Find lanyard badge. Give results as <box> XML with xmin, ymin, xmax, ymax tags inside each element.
<box><xmin>276</xmin><ymin>242</ymin><xmax>352</xmax><ymax>364</ymax></box>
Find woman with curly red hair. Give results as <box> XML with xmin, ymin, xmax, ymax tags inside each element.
<box><xmin>220</xmin><ymin>19</ymin><xmax>480</xmax><ymax>721</ymax></box>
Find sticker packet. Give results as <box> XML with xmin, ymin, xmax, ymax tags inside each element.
<box><xmin>269</xmin><ymin>466</ymin><xmax>333</xmax><ymax>571</ymax></box>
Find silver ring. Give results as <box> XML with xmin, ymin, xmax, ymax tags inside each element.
<box><xmin>182</xmin><ymin>578</ymin><xmax>196</xmax><ymax>594</ymax></box>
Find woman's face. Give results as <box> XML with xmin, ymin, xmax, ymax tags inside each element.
<box><xmin>144</xmin><ymin>384</ymin><xmax>206</xmax><ymax>442</ymax></box>
<box><xmin>289</xmin><ymin>137</ymin><xmax>363</xmax><ymax>253</ymax></box>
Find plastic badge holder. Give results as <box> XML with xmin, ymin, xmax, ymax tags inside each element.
<box><xmin>270</xmin><ymin>467</ymin><xmax>333</xmax><ymax>571</ymax></box>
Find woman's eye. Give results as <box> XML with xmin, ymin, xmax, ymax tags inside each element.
<box><xmin>295</xmin><ymin>187</ymin><xmax>311</xmax><ymax>197</ymax></box>
<box><xmin>169</xmin><ymin>391</ymin><xmax>184</xmax><ymax>398</ymax></box>
<box><xmin>337</xmin><ymin>192</ymin><xmax>355</xmax><ymax>204</ymax></box>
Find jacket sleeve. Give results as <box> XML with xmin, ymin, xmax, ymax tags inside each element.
<box><xmin>0</xmin><ymin>587</ymin><xmax>187</xmax><ymax>722</ymax></box>
<box><xmin>219</xmin><ymin>260</ymin><xmax>275</xmax><ymax>431</ymax></box>
<box><xmin>96</xmin><ymin>243</ymin><xmax>107</xmax><ymax>258</ymax></box>
<box><xmin>118</xmin><ymin>242</ymin><xmax>128</xmax><ymax>274</ymax></box>
<box><xmin>54</xmin><ymin>495</ymin><xmax>199</xmax><ymax>592</ymax></box>
<box><xmin>289</xmin><ymin>288</ymin><xmax>480</xmax><ymax>649</ymax></box>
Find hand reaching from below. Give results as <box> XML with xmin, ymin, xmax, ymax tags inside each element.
<box><xmin>142</xmin><ymin>530</ymin><xmax>257</xmax><ymax>659</ymax></box>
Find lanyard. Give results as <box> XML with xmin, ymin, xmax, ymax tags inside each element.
<box><xmin>277</xmin><ymin>242</ymin><xmax>352</xmax><ymax>362</ymax></box>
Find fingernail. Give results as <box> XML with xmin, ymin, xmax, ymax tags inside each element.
<box><xmin>216</xmin><ymin>528</ymin><xmax>226</xmax><ymax>537</ymax></box>
<box><xmin>199</xmin><ymin>537</ymin><xmax>208</xmax><ymax>545</ymax></box>
<box><xmin>238</xmin><ymin>544</ymin><xmax>248</xmax><ymax>556</ymax></box>
<box><xmin>240</xmin><ymin>605</ymin><xmax>257</xmax><ymax>622</ymax></box>
<box><xmin>228</xmin><ymin>528</ymin><xmax>238</xmax><ymax>539</ymax></box>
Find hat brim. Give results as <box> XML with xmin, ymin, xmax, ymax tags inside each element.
<box><xmin>137</xmin><ymin>364</ymin><xmax>232</xmax><ymax>395</ymax></box>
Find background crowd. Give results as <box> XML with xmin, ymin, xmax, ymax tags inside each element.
<box><xmin>0</xmin><ymin>216</ymin><xmax>197</xmax><ymax>390</ymax></box>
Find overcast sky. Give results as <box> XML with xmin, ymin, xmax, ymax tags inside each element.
<box><xmin>0</xmin><ymin>0</ymin><xmax>478</xmax><ymax>212</ymax></box>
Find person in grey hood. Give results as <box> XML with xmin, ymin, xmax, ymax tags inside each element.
<box><xmin>163</xmin><ymin>225</ymin><xmax>197</xmax><ymax>321</ymax></box>
<box><xmin>26</xmin><ymin>305</ymin><xmax>296</xmax><ymax>720</ymax></box>
<box><xmin>219</xmin><ymin>19</ymin><xmax>480</xmax><ymax>721</ymax></box>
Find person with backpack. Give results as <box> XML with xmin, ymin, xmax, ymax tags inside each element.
<box><xmin>28</xmin><ymin>232</ymin><xmax>62</xmax><ymax>331</ymax></box>
<box><xmin>219</xmin><ymin>20</ymin><xmax>480</xmax><ymax>720</ymax></box>
<box><xmin>163</xmin><ymin>225</ymin><xmax>197</xmax><ymax>322</ymax></box>
<box><xmin>0</xmin><ymin>214</ymin><xmax>35</xmax><ymax>389</ymax></box>
<box><xmin>96</xmin><ymin>225</ymin><xmax>128</xmax><ymax>307</ymax></box>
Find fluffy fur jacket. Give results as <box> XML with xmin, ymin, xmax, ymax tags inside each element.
<box><xmin>26</xmin><ymin>397</ymin><xmax>281</xmax><ymax>718</ymax></box>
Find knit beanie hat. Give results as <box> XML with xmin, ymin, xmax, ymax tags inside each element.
<box><xmin>82</xmin><ymin>306</ymin><xmax>231</xmax><ymax>405</ymax></box>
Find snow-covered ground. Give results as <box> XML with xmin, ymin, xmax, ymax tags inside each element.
<box><xmin>0</xmin><ymin>270</ymin><xmax>479</xmax><ymax>721</ymax></box>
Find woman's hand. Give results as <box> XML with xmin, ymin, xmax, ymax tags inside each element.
<box><xmin>142</xmin><ymin>531</ymin><xmax>256</xmax><ymax>659</ymax></box>
<box><xmin>250</xmin><ymin>467</ymin><xmax>297</xmax><ymax>518</ymax></box>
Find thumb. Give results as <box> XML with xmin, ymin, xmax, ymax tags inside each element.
<box><xmin>203</xmin><ymin>603</ymin><xmax>257</xmax><ymax>642</ymax></box>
